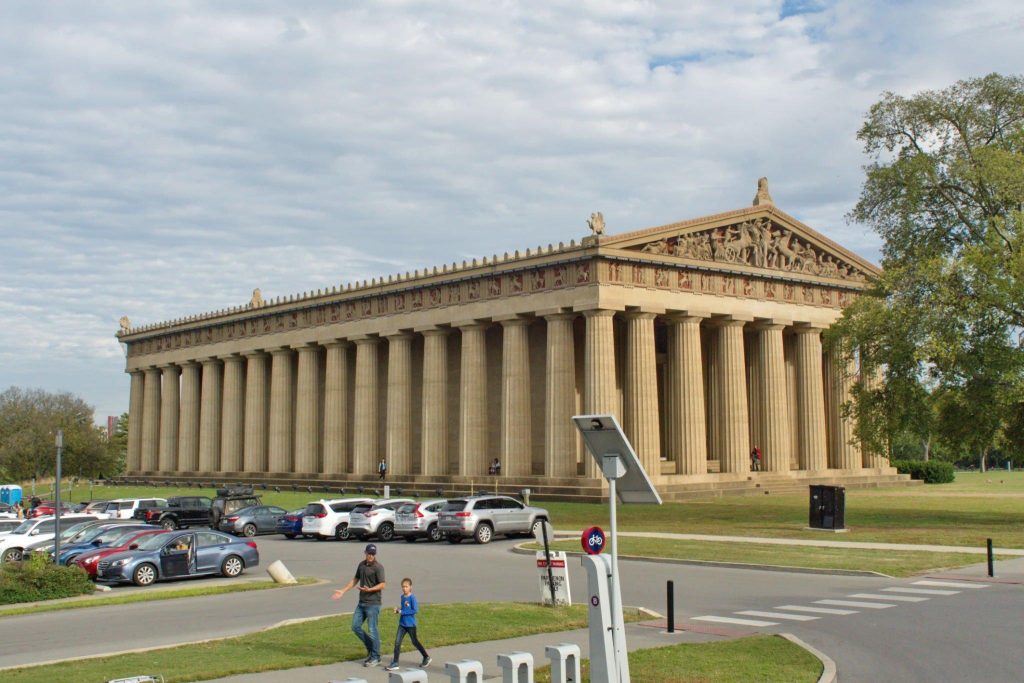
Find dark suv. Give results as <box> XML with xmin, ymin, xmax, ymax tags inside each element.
<box><xmin>437</xmin><ymin>495</ymin><xmax>549</xmax><ymax>544</ymax></box>
<box><xmin>134</xmin><ymin>496</ymin><xmax>213</xmax><ymax>530</ymax></box>
<box><xmin>209</xmin><ymin>486</ymin><xmax>261</xmax><ymax>529</ymax></box>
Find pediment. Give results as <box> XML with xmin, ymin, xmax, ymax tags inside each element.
<box><xmin>604</xmin><ymin>205</ymin><xmax>878</xmax><ymax>284</ymax></box>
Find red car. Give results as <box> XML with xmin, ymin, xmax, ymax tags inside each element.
<box><xmin>29</xmin><ymin>501</ymin><xmax>76</xmax><ymax>518</ymax></box>
<box><xmin>72</xmin><ymin>529</ymin><xmax>168</xmax><ymax>578</ymax></box>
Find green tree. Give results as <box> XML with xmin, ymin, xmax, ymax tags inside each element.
<box><xmin>829</xmin><ymin>73</ymin><xmax>1024</xmax><ymax>467</ymax></box>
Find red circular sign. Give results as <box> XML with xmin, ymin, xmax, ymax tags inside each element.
<box><xmin>582</xmin><ymin>526</ymin><xmax>606</xmax><ymax>555</ymax></box>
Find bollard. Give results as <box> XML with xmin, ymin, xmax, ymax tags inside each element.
<box><xmin>545</xmin><ymin>643</ymin><xmax>581</xmax><ymax>683</ymax></box>
<box><xmin>388</xmin><ymin>669</ymin><xmax>428</xmax><ymax>683</ymax></box>
<box><xmin>497</xmin><ymin>651</ymin><xmax>534</xmax><ymax>683</ymax></box>
<box><xmin>667</xmin><ymin>580</ymin><xmax>675</xmax><ymax>633</ymax></box>
<box><xmin>987</xmin><ymin>538</ymin><xmax>994</xmax><ymax>577</ymax></box>
<box><xmin>266</xmin><ymin>560</ymin><xmax>297</xmax><ymax>584</ymax></box>
<box><xmin>445</xmin><ymin>659</ymin><xmax>484</xmax><ymax>683</ymax></box>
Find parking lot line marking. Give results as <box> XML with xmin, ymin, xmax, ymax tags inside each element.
<box><xmin>882</xmin><ymin>587</ymin><xmax>959</xmax><ymax>596</ymax></box>
<box><xmin>913</xmin><ymin>580</ymin><xmax>987</xmax><ymax>589</ymax></box>
<box><xmin>736</xmin><ymin>610</ymin><xmax>820</xmax><ymax>621</ymax></box>
<box><xmin>692</xmin><ymin>616</ymin><xmax>778</xmax><ymax>627</ymax></box>
<box><xmin>815</xmin><ymin>599</ymin><xmax>895</xmax><ymax>609</ymax></box>
<box><xmin>848</xmin><ymin>593</ymin><xmax>929</xmax><ymax>603</ymax></box>
<box><xmin>774</xmin><ymin>604</ymin><xmax>858</xmax><ymax>615</ymax></box>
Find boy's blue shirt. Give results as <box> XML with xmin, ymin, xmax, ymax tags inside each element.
<box><xmin>398</xmin><ymin>592</ymin><xmax>419</xmax><ymax>628</ymax></box>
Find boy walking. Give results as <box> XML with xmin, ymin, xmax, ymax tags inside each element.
<box><xmin>332</xmin><ymin>544</ymin><xmax>386</xmax><ymax>667</ymax></box>
<box><xmin>384</xmin><ymin>578</ymin><xmax>431</xmax><ymax>671</ymax></box>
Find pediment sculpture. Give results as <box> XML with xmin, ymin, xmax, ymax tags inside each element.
<box><xmin>639</xmin><ymin>217</ymin><xmax>866</xmax><ymax>281</ymax></box>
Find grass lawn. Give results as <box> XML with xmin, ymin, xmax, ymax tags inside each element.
<box><xmin>2</xmin><ymin>603</ymin><xmax>641</xmax><ymax>683</ymax></box>
<box><xmin>528</xmin><ymin>539</ymin><xmax>1007</xmax><ymax>577</ymax></box>
<box><xmin>535</xmin><ymin>635</ymin><xmax>822</xmax><ymax>683</ymax></box>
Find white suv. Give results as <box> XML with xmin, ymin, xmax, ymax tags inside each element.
<box><xmin>302</xmin><ymin>498</ymin><xmax>373</xmax><ymax>540</ymax></box>
<box><xmin>347</xmin><ymin>499</ymin><xmax>415</xmax><ymax>542</ymax></box>
<box><xmin>0</xmin><ymin>515</ymin><xmax>96</xmax><ymax>562</ymax></box>
<box><xmin>100</xmin><ymin>498</ymin><xmax>167</xmax><ymax>520</ymax></box>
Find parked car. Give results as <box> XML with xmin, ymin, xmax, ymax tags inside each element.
<box><xmin>276</xmin><ymin>508</ymin><xmax>306</xmax><ymax>539</ymax></box>
<box><xmin>134</xmin><ymin>496</ymin><xmax>213</xmax><ymax>530</ymax></box>
<box><xmin>26</xmin><ymin>518</ymin><xmax>124</xmax><ymax>558</ymax></box>
<box><xmin>218</xmin><ymin>505</ymin><xmax>287</xmax><ymax>537</ymax></box>
<box><xmin>100</xmin><ymin>498</ymin><xmax>168</xmax><ymax>520</ymax></box>
<box><xmin>209</xmin><ymin>487</ymin><xmax>261</xmax><ymax>529</ymax></box>
<box><xmin>54</xmin><ymin>524</ymin><xmax>155</xmax><ymax>565</ymax></box>
<box><xmin>97</xmin><ymin>530</ymin><xmax>259</xmax><ymax>586</ymax></box>
<box><xmin>347</xmin><ymin>499</ymin><xmax>415</xmax><ymax>542</ymax></box>
<box><xmin>0</xmin><ymin>515</ymin><xmax>99</xmax><ymax>562</ymax></box>
<box><xmin>0</xmin><ymin>519</ymin><xmax>22</xmax><ymax>537</ymax></box>
<box><xmin>80</xmin><ymin>500</ymin><xmax>111</xmax><ymax>514</ymax></box>
<box><xmin>438</xmin><ymin>496</ymin><xmax>550</xmax><ymax>544</ymax></box>
<box><xmin>29</xmin><ymin>501</ymin><xmax>76</xmax><ymax>518</ymax></box>
<box><xmin>302</xmin><ymin>498</ymin><xmax>373</xmax><ymax>540</ymax></box>
<box><xmin>0</xmin><ymin>504</ymin><xmax>18</xmax><ymax>519</ymax></box>
<box><xmin>394</xmin><ymin>499</ymin><xmax>448</xmax><ymax>543</ymax></box>
<box><xmin>72</xmin><ymin>529</ymin><xmax>168</xmax><ymax>578</ymax></box>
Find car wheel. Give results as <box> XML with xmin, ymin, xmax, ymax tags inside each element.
<box><xmin>530</xmin><ymin>518</ymin><xmax>547</xmax><ymax>538</ymax></box>
<box><xmin>132</xmin><ymin>563</ymin><xmax>157</xmax><ymax>586</ymax></box>
<box><xmin>378</xmin><ymin>522</ymin><xmax>394</xmax><ymax>542</ymax></box>
<box><xmin>242</xmin><ymin>523</ymin><xmax>257</xmax><ymax>538</ymax></box>
<box><xmin>1</xmin><ymin>548</ymin><xmax>22</xmax><ymax>563</ymax></box>
<box><xmin>334</xmin><ymin>523</ymin><xmax>350</xmax><ymax>541</ymax></box>
<box><xmin>221</xmin><ymin>555</ymin><xmax>245</xmax><ymax>578</ymax></box>
<box><xmin>427</xmin><ymin>524</ymin><xmax>443</xmax><ymax>543</ymax></box>
<box><xmin>160</xmin><ymin>519</ymin><xmax>177</xmax><ymax>530</ymax></box>
<box><xmin>284</xmin><ymin>533</ymin><xmax>296</xmax><ymax>539</ymax></box>
<box><xmin>473</xmin><ymin>523</ymin><xmax>493</xmax><ymax>545</ymax></box>
<box><xmin>446</xmin><ymin>534</ymin><xmax>462</xmax><ymax>544</ymax></box>
<box><xmin>403</xmin><ymin>535</ymin><xmax>417</xmax><ymax>543</ymax></box>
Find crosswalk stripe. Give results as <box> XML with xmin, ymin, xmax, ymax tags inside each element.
<box><xmin>882</xmin><ymin>587</ymin><xmax>959</xmax><ymax>596</ymax></box>
<box><xmin>848</xmin><ymin>593</ymin><xmax>928</xmax><ymax>603</ymax></box>
<box><xmin>914</xmin><ymin>580</ymin><xmax>988</xmax><ymax>589</ymax></box>
<box><xmin>736</xmin><ymin>610</ymin><xmax>820</xmax><ymax>621</ymax></box>
<box><xmin>692</xmin><ymin>616</ymin><xmax>778</xmax><ymax>627</ymax></box>
<box><xmin>775</xmin><ymin>604</ymin><xmax>858</xmax><ymax>615</ymax></box>
<box><xmin>816</xmin><ymin>599</ymin><xmax>895</xmax><ymax>609</ymax></box>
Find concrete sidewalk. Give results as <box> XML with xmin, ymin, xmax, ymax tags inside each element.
<box><xmin>198</xmin><ymin>622</ymin><xmax>724</xmax><ymax>682</ymax></box>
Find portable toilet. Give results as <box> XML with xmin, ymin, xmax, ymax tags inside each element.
<box><xmin>0</xmin><ymin>485</ymin><xmax>23</xmax><ymax>505</ymax></box>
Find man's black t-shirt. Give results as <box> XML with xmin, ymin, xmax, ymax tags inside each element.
<box><xmin>354</xmin><ymin>559</ymin><xmax>385</xmax><ymax>605</ymax></box>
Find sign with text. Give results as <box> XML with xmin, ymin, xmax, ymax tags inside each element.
<box><xmin>582</xmin><ymin>526</ymin><xmax>606</xmax><ymax>555</ymax></box>
<box><xmin>536</xmin><ymin>551</ymin><xmax>571</xmax><ymax>606</ymax></box>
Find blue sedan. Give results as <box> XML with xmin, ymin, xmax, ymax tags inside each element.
<box><xmin>276</xmin><ymin>508</ymin><xmax>306</xmax><ymax>539</ymax></box>
<box><xmin>96</xmin><ymin>530</ymin><xmax>260</xmax><ymax>586</ymax></box>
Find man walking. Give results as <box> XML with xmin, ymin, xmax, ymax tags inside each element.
<box><xmin>332</xmin><ymin>544</ymin><xmax>387</xmax><ymax>667</ymax></box>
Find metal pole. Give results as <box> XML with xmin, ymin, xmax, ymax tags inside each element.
<box><xmin>54</xmin><ymin>430</ymin><xmax>63</xmax><ymax>564</ymax></box>
<box><xmin>542</xmin><ymin>521</ymin><xmax>557</xmax><ymax>607</ymax></box>
<box><xmin>667</xmin><ymin>580</ymin><xmax>675</xmax><ymax>633</ymax></box>
<box><xmin>987</xmin><ymin>538</ymin><xmax>994</xmax><ymax>577</ymax></box>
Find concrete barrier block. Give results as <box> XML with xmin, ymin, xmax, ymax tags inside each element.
<box><xmin>266</xmin><ymin>559</ymin><xmax>297</xmax><ymax>584</ymax></box>
<box><xmin>497</xmin><ymin>651</ymin><xmax>534</xmax><ymax>683</ymax></box>
<box><xmin>388</xmin><ymin>669</ymin><xmax>428</xmax><ymax>683</ymax></box>
<box><xmin>445</xmin><ymin>659</ymin><xmax>484</xmax><ymax>682</ymax></box>
<box><xmin>545</xmin><ymin>643</ymin><xmax>581</xmax><ymax>683</ymax></box>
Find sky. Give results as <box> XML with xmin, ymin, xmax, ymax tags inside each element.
<box><xmin>2</xmin><ymin>0</ymin><xmax>1023</xmax><ymax>424</ymax></box>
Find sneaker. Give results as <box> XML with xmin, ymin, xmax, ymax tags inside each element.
<box><xmin>384</xmin><ymin>663</ymin><xmax>400</xmax><ymax>671</ymax></box>
<box><xmin>364</xmin><ymin>658</ymin><xmax>381</xmax><ymax>668</ymax></box>
<box><xmin>420</xmin><ymin>656</ymin><xmax>432</xmax><ymax>668</ymax></box>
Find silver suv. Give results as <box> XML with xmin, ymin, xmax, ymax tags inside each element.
<box><xmin>394</xmin><ymin>499</ymin><xmax>447</xmax><ymax>543</ymax></box>
<box><xmin>346</xmin><ymin>499</ymin><xmax>414</xmax><ymax>542</ymax></box>
<box><xmin>437</xmin><ymin>496</ymin><xmax>549</xmax><ymax>545</ymax></box>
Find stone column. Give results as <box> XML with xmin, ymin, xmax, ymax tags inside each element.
<box><xmin>385</xmin><ymin>333</ymin><xmax>413</xmax><ymax>475</ymax></box>
<box><xmin>755</xmin><ymin>322</ymin><xmax>792</xmax><ymax>472</ymax></box>
<box><xmin>352</xmin><ymin>337</ymin><xmax>380</xmax><ymax>475</ymax></box>
<box><xmin>795</xmin><ymin>326</ymin><xmax>828</xmax><ymax>471</ymax></box>
<box><xmin>178</xmin><ymin>362</ymin><xmax>201</xmax><ymax>472</ymax></box>
<box><xmin>666</xmin><ymin>314</ymin><xmax>707</xmax><ymax>474</ymax></box>
<box><xmin>500</xmin><ymin>318</ymin><xmax>532</xmax><ymax>477</ymax></box>
<box><xmin>294</xmin><ymin>344</ymin><xmax>321</xmax><ymax>474</ymax></box>
<box><xmin>140</xmin><ymin>368</ymin><xmax>161</xmax><ymax>472</ymax></box>
<box><xmin>713</xmin><ymin>319</ymin><xmax>750</xmax><ymax>473</ymax></box>
<box><xmin>322</xmin><ymin>341</ymin><xmax>350</xmax><ymax>474</ymax></box>
<box><xmin>158</xmin><ymin>365</ymin><xmax>180</xmax><ymax>472</ymax></box>
<box><xmin>242</xmin><ymin>351</ymin><xmax>269</xmax><ymax>472</ymax></box>
<box><xmin>127</xmin><ymin>370</ymin><xmax>144</xmax><ymax>472</ymax></box>
<box><xmin>583</xmin><ymin>310</ymin><xmax>617</xmax><ymax>479</ymax></box>
<box><xmin>862</xmin><ymin>362</ymin><xmax>888</xmax><ymax>468</ymax></box>
<box><xmin>219</xmin><ymin>355</ymin><xmax>245</xmax><ymax>472</ymax></box>
<box><xmin>268</xmin><ymin>348</ymin><xmax>295</xmax><ymax>473</ymax></box>
<box><xmin>623</xmin><ymin>311</ymin><xmax>661</xmax><ymax>476</ymax></box>
<box><xmin>544</xmin><ymin>313</ymin><xmax>577</xmax><ymax>477</ymax></box>
<box><xmin>198</xmin><ymin>358</ymin><xmax>223</xmax><ymax>473</ymax></box>
<box><xmin>458</xmin><ymin>323</ymin><xmax>489</xmax><ymax>476</ymax></box>
<box><xmin>421</xmin><ymin>328</ymin><xmax>450</xmax><ymax>476</ymax></box>
<box><xmin>826</xmin><ymin>346</ymin><xmax>862</xmax><ymax>470</ymax></box>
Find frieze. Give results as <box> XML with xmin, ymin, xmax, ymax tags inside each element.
<box><xmin>637</xmin><ymin>217</ymin><xmax>868</xmax><ymax>282</ymax></box>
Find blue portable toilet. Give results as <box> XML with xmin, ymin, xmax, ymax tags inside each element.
<box><xmin>0</xmin><ymin>485</ymin><xmax>23</xmax><ymax>505</ymax></box>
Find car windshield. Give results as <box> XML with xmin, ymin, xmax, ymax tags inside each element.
<box><xmin>61</xmin><ymin>522</ymin><xmax>99</xmax><ymax>541</ymax></box>
<box><xmin>66</xmin><ymin>525</ymin><xmax>106</xmax><ymax>543</ymax></box>
<box><xmin>93</xmin><ymin>527</ymin><xmax>141</xmax><ymax>545</ymax></box>
<box><xmin>135</xmin><ymin>533</ymin><xmax>179</xmax><ymax>551</ymax></box>
<box><xmin>11</xmin><ymin>520</ymin><xmax>36</xmax><ymax>535</ymax></box>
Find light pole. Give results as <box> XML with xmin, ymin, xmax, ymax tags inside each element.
<box><xmin>54</xmin><ymin>430</ymin><xmax>63</xmax><ymax>563</ymax></box>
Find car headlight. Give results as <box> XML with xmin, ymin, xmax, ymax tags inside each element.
<box><xmin>110</xmin><ymin>558</ymin><xmax>130</xmax><ymax>567</ymax></box>
<box><xmin>81</xmin><ymin>556</ymin><xmax>98</xmax><ymax>565</ymax></box>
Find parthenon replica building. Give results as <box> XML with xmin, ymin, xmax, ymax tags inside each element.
<box><xmin>119</xmin><ymin>180</ymin><xmax>903</xmax><ymax>500</ymax></box>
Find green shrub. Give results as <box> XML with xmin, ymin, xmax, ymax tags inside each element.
<box><xmin>0</xmin><ymin>553</ymin><xmax>94</xmax><ymax>604</ymax></box>
<box><xmin>892</xmin><ymin>459</ymin><xmax>955</xmax><ymax>484</ymax></box>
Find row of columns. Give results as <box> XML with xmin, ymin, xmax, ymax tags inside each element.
<box><xmin>127</xmin><ymin>311</ymin><xmax>864</xmax><ymax>479</ymax></box>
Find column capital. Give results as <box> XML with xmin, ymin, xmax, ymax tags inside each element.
<box><xmin>268</xmin><ymin>346</ymin><xmax>294</xmax><ymax>356</ymax></box>
<box><xmin>454</xmin><ymin>320</ymin><xmax>490</xmax><ymax>332</ymax></box>
<box><xmin>750</xmin><ymin>318</ymin><xmax>792</xmax><ymax>331</ymax></box>
<box><xmin>416</xmin><ymin>326</ymin><xmax>451</xmax><ymax>337</ymax></box>
<box><xmin>580</xmin><ymin>308</ymin><xmax>618</xmax><ymax>319</ymax></box>
<box><xmin>157</xmin><ymin>363</ymin><xmax>181</xmax><ymax>371</ymax></box>
<box><xmin>218</xmin><ymin>352</ymin><xmax>245</xmax><ymax>362</ymax></box>
<box><xmin>383</xmin><ymin>331</ymin><xmax>414</xmax><ymax>341</ymax></box>
<box><xmin>496</xmin><ymin>316</ymin><xmax>532</xmax><ymax>327</ymax></box>
<box><xmin>621</xmin><ymin>310</ymin><xmax>658</xmax><ymax>322</ymax></box>
<box><xmin>350</xmin><ymin>335</ymin><xmax>381</xmax><ymax>345</ymax></box>
<box><xmin>664</xmin><ymin>311</ymin><xmax>711</xmax><ymax>324</ymax></box>
<box><xmin>541</xmin><ymin>311</ymin><xmax>576</xmax><ymax>322</ymax></box>
<box><xmin>322</xmin><ymin>339</ymin><xmax>350</xmax><ymax>350</ymax></box>
<box><xmin>241</xmin><ymin>349</ymin><xmax>267</xmax><ymax>358</ymax></box>
<box><xmin>792</xmin><ymin>323</ymin><xmax>827</xmax><ymax>335</ymax></box>
<box><xmin>707</xmin><ymin>314</ymin><xmax>752</xmax><ymax>328</ymax></box>
<box><xmin>291</xmin><ymin>341</ymin><xmax>320</xmax><ymax>352</ymax></box>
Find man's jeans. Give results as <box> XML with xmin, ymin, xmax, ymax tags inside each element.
<box><xmin>351</xmin><ymin>603</ymin><xmax>381</xmax><ymax>659</ymax></box>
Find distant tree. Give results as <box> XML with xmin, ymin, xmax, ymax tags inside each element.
<box><xmin>829</xmin><ymin>73</ymin><xmax>1024</xmax><ymax>467</ymax></box>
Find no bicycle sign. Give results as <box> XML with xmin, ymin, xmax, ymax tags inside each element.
<box><xmin>582</xmin><ymin>526</ymin><xmax>605</xmax><ymax>555</ymax></box>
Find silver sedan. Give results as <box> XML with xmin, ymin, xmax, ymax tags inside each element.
<box><xmin>218</xmin><ymin>505</ymin><xmax>288</xmax><ymax>537</ymax></box>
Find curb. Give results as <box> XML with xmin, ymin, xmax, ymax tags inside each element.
<box><xmin>780</xmin><ymin>633</ymin><xmax>837</xmax><ymax>683</ymax></box>
<box><xmin>512</xmin><ymin>544</ymin><xmax>891</xmax><ymax>578</ymax></box>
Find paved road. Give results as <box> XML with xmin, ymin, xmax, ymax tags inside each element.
<box><xmin>3</xmin><ymin>535</ymin><xmax>1021</xmax><ymax>682</ymax></box>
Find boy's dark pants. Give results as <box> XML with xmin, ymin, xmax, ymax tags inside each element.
<box><xmin>392</xmin><ymin>625</ymin><xmax>428</xmax><ymax>663</ymax></box>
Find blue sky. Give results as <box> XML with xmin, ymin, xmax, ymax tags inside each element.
<box><xmin>2</xmin><ymin>0</ymin><xmax>1023</xmax><ymax>423</ymax></box>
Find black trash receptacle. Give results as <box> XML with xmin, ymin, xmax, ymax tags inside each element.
<box><xmin>809</xmin><ymin>485</ymin><xmax>845</xmax><ymax>530</ymax></box>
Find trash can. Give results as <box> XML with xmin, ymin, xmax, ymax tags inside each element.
<box><xmin>809</xmin><ymin>485</ymin><xmax>845</xmax><ymax>530</ymax></box>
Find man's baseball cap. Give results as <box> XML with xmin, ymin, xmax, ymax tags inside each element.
<box><xmin>364</xmin><ymin>544</ymin><xmax>377</xmax><ymax>555</ymax></box>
